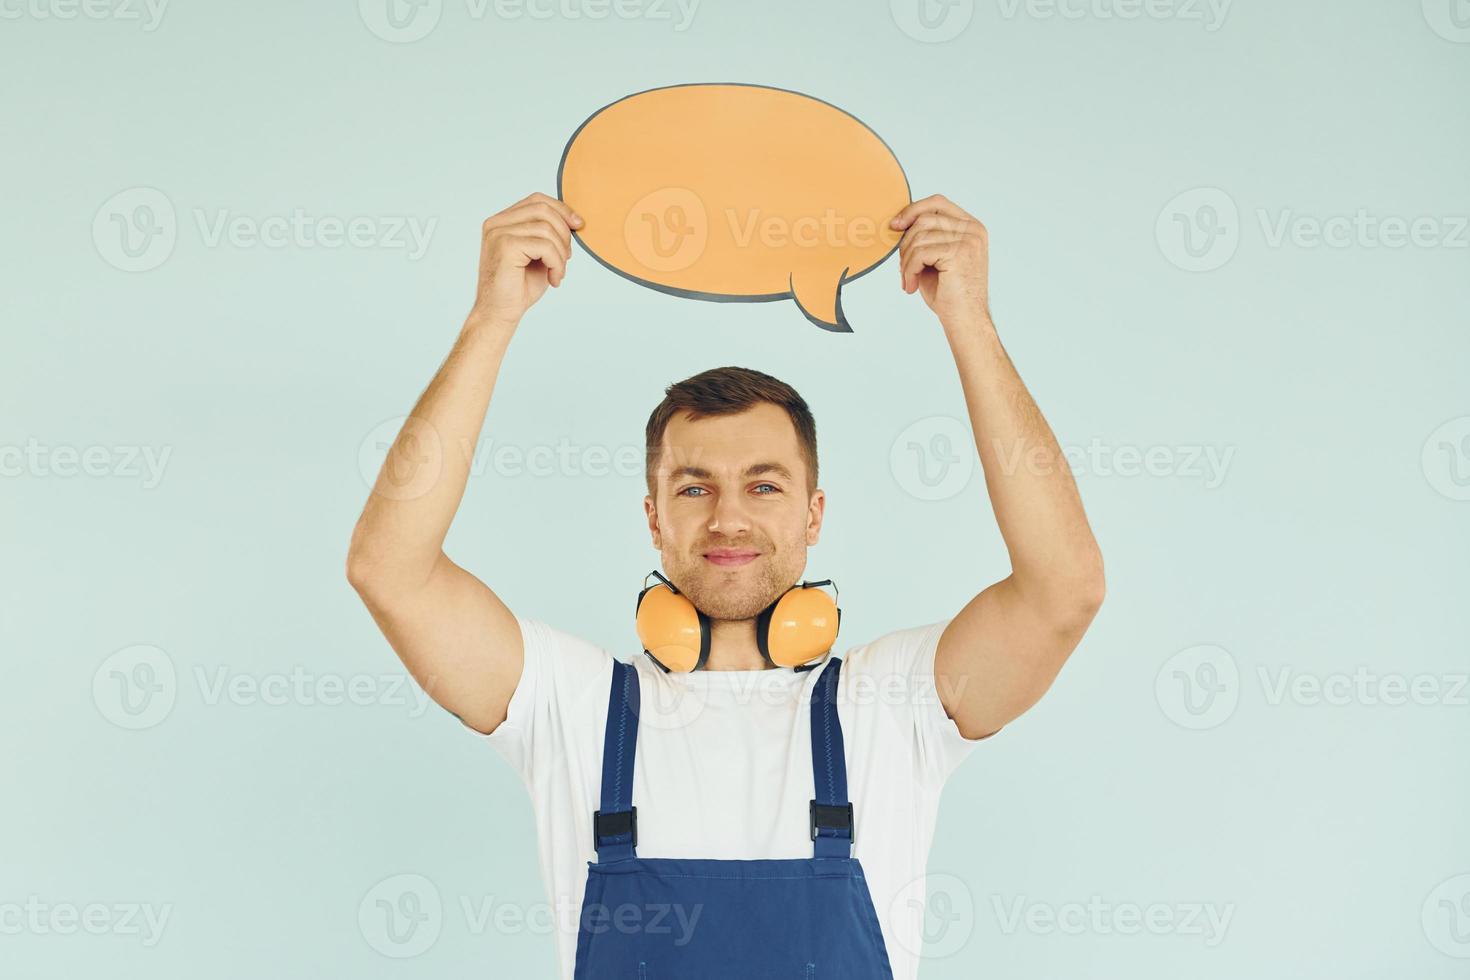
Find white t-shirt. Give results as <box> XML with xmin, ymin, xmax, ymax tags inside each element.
<box><xmin>477</xmin><ymin>615</ymin><xmax>987</xmax><ymax>980</ymax></box>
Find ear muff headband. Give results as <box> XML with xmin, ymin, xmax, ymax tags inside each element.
<box><xmin>636</xmin><ymin>570</ymin><xmax>840</xmax><ymax>673</ymax></box>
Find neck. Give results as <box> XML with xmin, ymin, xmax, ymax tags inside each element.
<box><xmin>703</xmin><ymin>618</ymin><xmax>773</xmax><ymax>671</ymax></box>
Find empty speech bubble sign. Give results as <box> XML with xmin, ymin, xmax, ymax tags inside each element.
<box><xmin>557</xmin><ymin>83</ymin><xmax>910</xmax><ymax>333</ymax></box>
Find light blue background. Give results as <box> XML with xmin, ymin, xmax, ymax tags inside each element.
<box><xmin>4</xmin><ymin>0</ymin><xmax>1468</xmax><ymax>976</ymax></box>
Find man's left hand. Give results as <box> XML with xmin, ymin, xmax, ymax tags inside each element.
<box><xmin>890</xmin><ymin>194</ymin><xmax>990</xmax><ymax>324</ymax></box>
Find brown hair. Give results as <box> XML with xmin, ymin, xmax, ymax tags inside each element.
<box><xmin>645</xmin><ymin>366</ymin><xmax>818</xmax><ymax>499</ymax></box>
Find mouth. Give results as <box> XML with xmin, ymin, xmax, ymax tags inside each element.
<box><xmin>703</xmin><ymin>549</ymin><xmax>761</xmax><ymax>568</ymax></box>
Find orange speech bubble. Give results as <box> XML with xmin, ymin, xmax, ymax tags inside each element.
<box><xmin>557</xmin><ymin>83</ymin><xmax>910</xmax><ymax>333</ymax></box>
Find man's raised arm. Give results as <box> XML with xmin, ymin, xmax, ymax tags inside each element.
<box><xmin>346</xmin><ymin>192</ymin><xmax>582</xmax><ymax>734</ymax></box>
<box><xmin>891</xmin><ymin>194</ymin><xmax>1106</xmax><ymax>741</ymax></box>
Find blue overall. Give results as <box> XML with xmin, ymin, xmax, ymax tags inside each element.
<box><xmin>573</xmin><ymin>655</ymin><xmax>895</xmax><ymax>978</ymax></box>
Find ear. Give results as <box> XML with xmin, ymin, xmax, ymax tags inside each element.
<box><xmin>805</xmin><ymin>488</ymin><xmax>825</xmax><ymax>546</ymax></box>
<box><xmin>644</xmin><ymin>494</ymin><xmax>662</xmax><ymax>549</ymax></box>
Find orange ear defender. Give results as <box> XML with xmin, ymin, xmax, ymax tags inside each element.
<box><xmin>635</xmin><ymin>570</ymin><xmax>842</xmax><ymax>673</ymax></box>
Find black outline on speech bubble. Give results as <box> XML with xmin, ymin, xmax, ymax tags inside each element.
<box><xmin>555</xmin><ymin>81</ymin><xmax>912</xmax><ymax>334</ymax></box>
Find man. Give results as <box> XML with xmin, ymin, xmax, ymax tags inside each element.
<box><xmin>347</xmin><ymin>191</ymin><xmax>1104</xmax><ymax>978</ymax></box>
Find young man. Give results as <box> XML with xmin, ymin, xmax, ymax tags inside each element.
<box><xmin>347</xmin><ymin>191</ymin><xmax>1104</xmax><ymax>978</ymax></box>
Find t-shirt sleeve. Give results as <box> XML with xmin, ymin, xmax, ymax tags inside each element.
<box><xmin>849</xmin><ymin>617</ymin><xmax>994</xmax><ymax>786</ymax></box>
<box><xmin>469</xmin><ymin>615</ymin><xmax>614</xmax><ymax>785</ymax></box>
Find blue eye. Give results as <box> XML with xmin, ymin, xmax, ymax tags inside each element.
<box><xmin>677</xmin><ymin>484</ymin><xmax>780</xmax><ymax>497</ymax></box>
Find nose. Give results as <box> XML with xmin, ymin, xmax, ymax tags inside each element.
<box><xmin>707</xmin><ymin>490</ymin><xmax>752</xmax><ymax>535</ymax></box>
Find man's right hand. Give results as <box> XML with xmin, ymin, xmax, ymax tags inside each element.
<box><xmin>471</xmin><ymin>192</ymin><xmax>583</xmax><ymax>326</ymax></box>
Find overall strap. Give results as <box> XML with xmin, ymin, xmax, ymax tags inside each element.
<box><xmin>809</xmin><ymin>656</ymin><xmax>854</xmax><ymax>859</ymax></box>
<box><xmin>594</xmin><ymin>659</ymin><xmax>640</xmax><ymax>863</ymax></box>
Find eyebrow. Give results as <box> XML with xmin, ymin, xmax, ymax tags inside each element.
<box><xmin>666</xmin><ymin>461</ymin><xmax>796</xmax><ymax>485</ymax></box>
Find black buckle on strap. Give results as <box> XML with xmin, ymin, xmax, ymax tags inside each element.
<box><xmin>809</xmin><ymin>800</ymin><xmax>854</xmax><ymax>844</ymax></box>
<box><xmin>593</xmin><ymin>807</ymin><xmax>637</xmax><ymax>848</ymax></box>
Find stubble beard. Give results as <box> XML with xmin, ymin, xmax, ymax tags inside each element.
<box><xmin>667</xmin><ymin>551</ymin><xmax>798</xmax><ymax>622</ymax></box>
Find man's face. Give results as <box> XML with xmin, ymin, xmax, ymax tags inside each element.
<box><xmin>645</xmin><ymin>403</ymin><xmax>824</xmax><ymax>622</ymax></box>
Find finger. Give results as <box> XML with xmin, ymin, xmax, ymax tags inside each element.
<box><xmin>897</xmin><ymin>231</ymin><xmax>960</xmax><ymax>289</ymax></box>
<box><xmin>890</xmin><ymin>194</ymin><xmax>974</xmax><ymax>230</ymax></box>
<box><xmin>904</xmin><ymin>230</ymin><xmax>965</xmax><ymax>253</ymax></box>
<box><xmin>897</xmin><ymin>213</ymin><xmax>971</xmax><ymax>241</ymax></box>
<box><xmin>901</xmin><ymin>242</ymin><xmax>956</xmax><ymax>292</ymax></box>
<box><xmin>504</xmin><ymin>191</ymin><xmax>574</xmax><ymax>221</ymax></box>
<box><xmin>514</xmin><ymin>220</ymin><xmax>570</xmax><ymax>265</ymax></box>
<box><xmin>502</xmin><ymin>220</ymin><xmax>571</xmax><ymax>266</ymax></box>
<box><xmin>487</xmin><ymin>203</ymin><xmax>577</xmax><ymax>249</ymax></box>
<box><xmin>507</xmin><ymin>233</ymin><xmax>567</xmax><ymax>285</ymax></box>
<box><xmin>497</xmin><ymin>224</ymin><xmax>568</xmax><ymax>276</ymax></box>
<box><xmin>521</xmin><ymin>192</ymin><xmax>583</xmax><ymax>230</ymax></box>
<box><xmin>507</xmin><ymin>201</ymin><xmax>579</xmax><ymax>242</ymax></box>
<box><xmin>530</xmin><ymin>218</ymin><xmax>573</xmax><ymax>264</ymax></box>
<box><xmin>486</xmin><ymin>196</ymin><xmax>583</xmax><ymax>237</ymax></box>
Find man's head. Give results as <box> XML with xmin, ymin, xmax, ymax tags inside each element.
<box><xmin>643</xmin><ymin>366</ymin><xmax>824</xmax><ymax>623</ymax></box>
